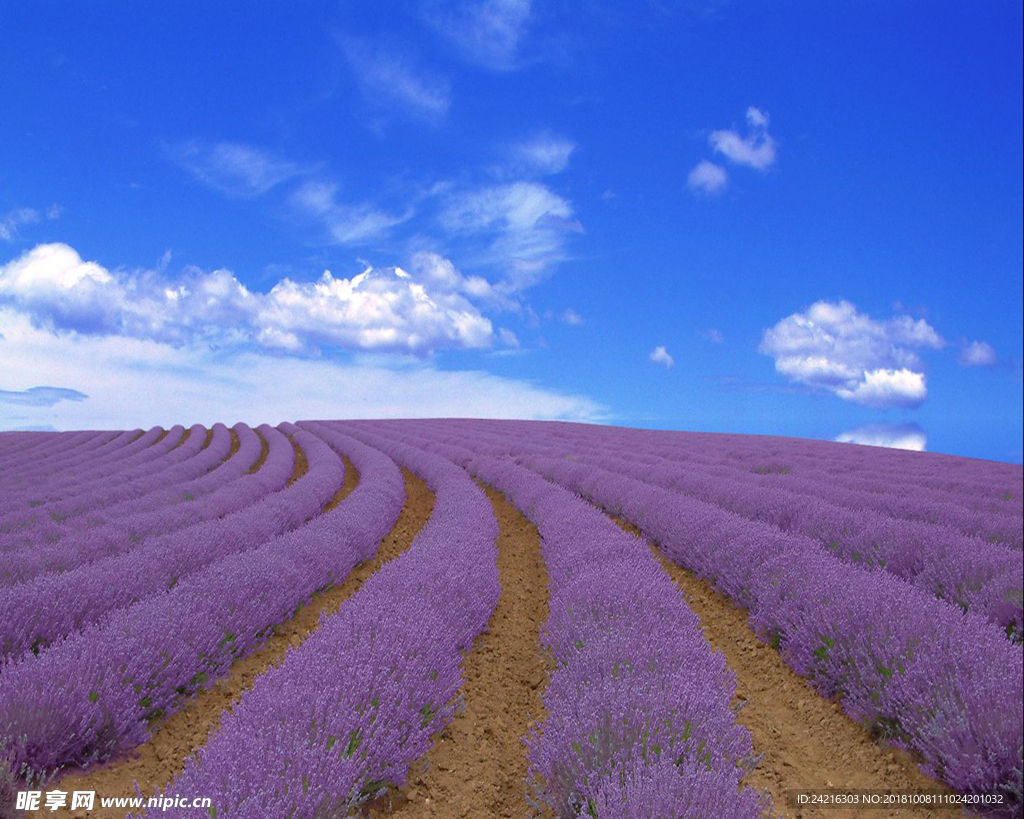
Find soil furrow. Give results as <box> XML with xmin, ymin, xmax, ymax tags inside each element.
<box><xmin>285</xmin><ymin>435</ymin><xmax>308</xmax><ymax>486</ymax></box>
<box><xmin>246</xmin><ymin>430</ymin><xmax>269</xmax><ymax>474</ymax></box>
<box><xmin>609</xmin><ymin>514</ymin><xmax>954</xmax><ymax>819</ymax></box>
<box><xmin>40</xmin><ymin>469</ymin><xmax>433</xmax><ymax>819</ymax></box>
<box><xmin>369</xmin><ymin>483</ymin><xmax>549</xmax><ymax>819</ymax></box>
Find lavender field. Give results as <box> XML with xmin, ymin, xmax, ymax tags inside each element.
<box><xmin>1</xmin><ymin>421</ymin><xmax>1021</xmax><ymax>819</ymax></box>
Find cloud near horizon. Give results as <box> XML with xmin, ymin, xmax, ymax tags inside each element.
<box><xmin>760</xmin><ymin>300</ymin><xmax>944</xmax><ymax>408</ymax></box>
<box><xmin>0</xmin><ymin>306</ymin><xmax>605</xmax><ymax>431</ymax></box>
<box><xmin>836</xmin><ymin>423</ymin><xmax>927</xmax><ymax>451</ymax></box>
<box><xmin>0</xmin><ymin>386</ymin><xmax>88</xmax><ymax>407</ymax></box>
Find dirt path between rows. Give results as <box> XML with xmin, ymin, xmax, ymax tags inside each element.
<box><xmin>370</xmin><ymin>483</ymin><xmax>549</xmax><ymax>819</ymax></box>
<box><xmin>40</xmin><ymin>468</ymin><xmax>433</xmax><ymax>819</ymax></box>
<box><xmin>610</xmin><ymin>515</ymin><xmax>956</xmax><ymax>819</ymax></box>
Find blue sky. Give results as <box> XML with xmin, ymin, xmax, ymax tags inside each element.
<box><xmin>1</xmin><ymin>1</ymin><xmax>1021</xmax><ymax>462</ymax></box>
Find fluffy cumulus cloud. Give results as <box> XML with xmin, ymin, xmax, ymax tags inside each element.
<box><xmin>687</xmin><ymin>160</ymin><xmax>728</xmax><ymax>195</ymax></box>
<box><xmin>958</xmin><ymin>339</ymin><xmax>997</xmax><ymax>367</ymax></box>
<box><xmin>649</xmin><ymin>345</ymin><xmax>674</xmax><ymax>368</ymax></box>
<box><xmin>426</xmin><ymin>0</ymin><xmax>532</xmax><ymax>70</ymax></box>
<box><xmin>709</xmin><ymin>107</ymin><xmax>777</xmax><ymax>171</ymax></box>
<box><xmin>170</xmin><ymin>141</ymin><xmax>305</xmax><ymax>198</ymax></box>
<box><xmin>0</xmin><ymin>243</ymin><xmax>505</xmax><ymax>355</ymax></box>
<box><xmin>439</xmin><ymin>181</ymin><xmax>581</xmax><ymax>286</ymax></box>
<box><xmin>0</xmin><ymin>307</ymin><xmax>605</xmax><ymax>430</ymax></box>
<box><xmin>836</xmin><ymin>423</ymin><xmax>927</xmax><ymax>452</ymax></box>
<box><xmin>760</xmin><ymin>300</ymin><xmax>944</xmax><ymax>408</ymax></box>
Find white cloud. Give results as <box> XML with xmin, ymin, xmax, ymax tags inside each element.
<box><xmin>515</xmin><ymin>134</ymin><xmax>575</xmax><ymax>174</ymax></box>
<box><xmin>687</xmin><ymin>160</ymin><xmax>728</xmax><ymax>195</ymax></box>
<box><xmin>0</xmin><ymin>307</ymin><xmax>606</xmax><ymax>431</ymax></box>
<box><xmin>0</xmin><ymin>208</ymin><xmax>41</xmax><ymax>242</ymax></box>
<box><xmin>958</xmin><ymin>339</ymin><xmax>997</xmax><ymax>367</ymax></box>
<box><xmin>709</xmin><ymin>106</ymin><xmax>777</xmax><ymax>171</ymax></box>
<box><xmin>290</xmin><ymin>181</ymin><xmax>412</xmax><ymax>244</ymax></box>
<box><xmin>171</xmin><ymin>141</ymin><xmax>304</xmax><ymax>198</ymax></box>
<box><xmin>649</xmin><ymin>345</ymin><xmax>674</xmax><ymax>368</ymax></box>
<box><xmin>560</xmin><ymin>308</ymin><xmax>584</xmax><ymax>326</ymax></box>
<box><xmin>0</xmin><ymin>243</ymin><xmax>499</xmax><ymax>355</ymax></box>
<box><xmin>344</xmin><ymin>40</ymin><xmax>451</xmax><ymax>121</ymax></box>
<box><xmin>836</xmin><ymin>423</ymin><xmax>927</xmax><ymax>452</ymax></box>
<box><xmin>439</xmin><ymin>181</ymin><xmax>581</xmax><ymax>286</ymax></box>
<box><xmin>699</xmin><ymin>328</ymin><xmax>724</xmax><ymax>343</ymax></box>
<box><xmin>760</xmin><ymin>300</ymin><xmax>944</xmax><ymax>408</ymax></box>
<box><xmin>426</xmin><ymin>0</ymin><xmax>532</xmax><ymax>70</ymax></box>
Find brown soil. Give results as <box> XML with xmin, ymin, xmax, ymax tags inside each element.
<box><xmin>611</xmin><ymin>515</ymin><xmax>956</xmax><ymax>819</ymax></box>
<box><xmin>39</xmin><ymin>469</ymin><xmax>433</xmax><ymax>819</ymax></box>
<box><xmin>286</xmin><ymin>435</ymin><xmax>309</xmax><ymax>486</ymax></box>
<box><xmin>368</xmin><ymin>483</ymin><xmax>549</xmax><ymax>819</ymax></box>
<box><xmin>246</xmin><ymin>429</ymin><xmax>269</xmax><ymax>474</ymax></box>
<box><xmin>172</xmin><ymin>428</ymin><xmax>193</xmax><ymax>449</ymax></box>
<box><xmin>321</xmin><ymin>456</ymin><xmax>360</xmax><ymax>513</ymax></box>
<box><xmin>150</xmin><ymin>428</ymin><xmax>170</xmax><ymax>446</ymax></box>
<box><xmin>199</xmin><ymin>428</ymin><xmax>213</xmax><ymax>450</ymax></box>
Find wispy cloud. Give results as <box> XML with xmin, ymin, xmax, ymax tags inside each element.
<box><xmin>836</xmin><ymin>423</ymin><xmax>927</xmax><ymax>452</ymax></box>
<box><xmin>0</xmin><ymin>242</ymin><xmax>501</xmax><ymax>356</ymax></box>
<box><xmin>709</xmin><ymin>106</ymin><xmax>777</xmax><ymax>171</ymax></box>
<box><xmin>343</xmin><ymin>39</ymin><xmax>451</xmax><ymax>121</ymax></box>
<box><xmin>958</xmin><ymin>339</ymin><xmax>997</xmax><ymax>367</ymax></box>
<box><xmin>514</xmin><ymin>133</ymin><xmax>575</xmax><ymax>174</ymax></box>
<box><xmin>425</xmin><ymin>0</ymin><xmax>532</xmax><ymax>70</ymax></box>
<box><xmin>170</xmin><ymin>141</ymin><xmax>306</xmax><ymax>198</ymax></box>
<box><xmin>290</xmin><ymin>181</ymin><xmax>413</xmax><ymax>245</ymax></box>
<box><xmin>439</xmin><ymin>181</ymin><xmax>582</xmax><ymax>287</ymax></box>
<box><xmin>0</xmin><ymin>386</ymin><xmax>88</xmax><ymax>407</ymax></box>
<box><xmin>760</xmin><ymin>299</ymin><xmax>944</xmax><ymax>408</ymax></box>
<box><xmin>649</xmin><ymin>345</ymin><xmax>675</xmax><ymax>368</ymax></box>
<box><xmin>687</xmin><ymin>160</ymin><xmax>727</xmax><ymax>195</ymax></box>
<box><xmin>560</xmin><ymin>308</ymin><xmax>584</xmax><ymax>325</ymax></box>
<box><xmin>0</xmin><ymin>208</ymin><xmax>41</xmax><ymax>242</ymax></box>
<box><xmin>699</xmin><ymin>327</ymin><xmax>724</xmax><ymax>343</ymax></box>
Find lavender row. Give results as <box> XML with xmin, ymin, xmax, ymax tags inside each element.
<box><xmin>0</xmin><ymin>430</ymin><xmax>134</xmax><ymax>498</ymax></box>
<box><xmin>0</xmin><ymin>425</ymin><xmax>274</xmax><ymax>586</ymax></box>
<box><xmin>0</xmin><ymin>427</ymin><xmax>194</xmax><ymax>527</ymax></box>
<box><xmin>0</xmin><ymin>431</ymin><xmax>125</xmax><ymax>470</ymax></box>
<box><xmin>0</xmin><ymin>430</ymin><xmax>125</xmax><ymax>485</ymax></box>
<box><xmin>456</xmin><ymin>419</ymin><xmax>1021</xmax><ymax>523</ymax></box>
<box><xmin>549</xmin><ymin>422</ymin><xmax>1021</xmax><ymax>504</ymax></box>
<box><xmin>540</xmin><ymin>422</ymin><xmax>1023</xmax><ymax>526</ymax></box>
<box><xmin>0</xmin><ymin>425</ymin><xmax>230</xmax><ymax>552</ymax></box>
<box><xmin>382</xmin><ymin>425</ymin><xmax>770</xmax><ymax>818</ymax></box>
<box><xmin>434</xmin><ymin>425</ymin><xmax>1021</xmax><ymax>635</ymax></box>
<box><xmin>446</xmin><ymin>420</ymin><xmax>1022</xmax><ymax>548</ymax></box>
<box><xmin>155</xmin><ymin>423</ymin><xmax>499</xmax><ymax>818</ymax></box>
<box><xmin>0</xmin><ymin>426</ymin><xmax>170</xmax><ymax>499</ymax></box>
<box><xmin>0</xmin><ymin>426</ymin><xmax>185</xmax><ymax>528</ymax></box>
<box><xmin>500</xmin><ymin>449</ymin><xmax>1022</xmax><ymax>813</ymax></box>
<box><xmin>0</xmin><ymin>425</ymin><xmax>403</xmax><ymax>786</ymax></box>
<box><xmin>0</xmin><ymin>425</ymin><xmax>339</xmax><ymax>659</ymax></box>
